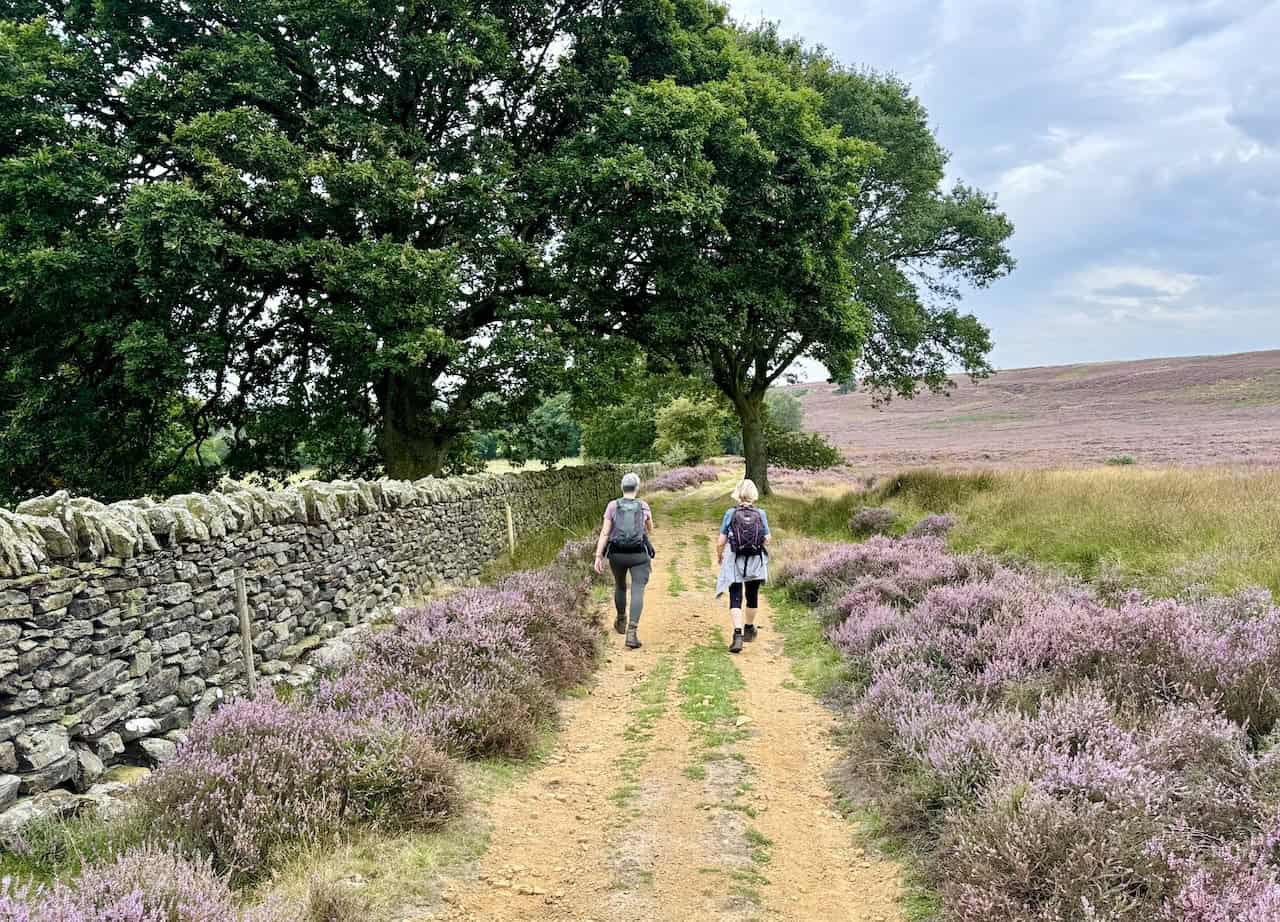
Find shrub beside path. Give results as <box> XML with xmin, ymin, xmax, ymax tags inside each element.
<box><xmin>432</xmin><ymin>520</ymin><xmax>902</xmax><ymax>922</ymax></box>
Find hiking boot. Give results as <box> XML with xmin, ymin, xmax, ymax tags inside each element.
<box><xmin>729</xmin><ymin>630</ymin><xmax>744</xmax><ymax>654</ymax></box>
<box><xmin>625</xmin><ymin>626</ymin><xmax>642</xmax><ymax>649</ymax></box>
<box><xmin>743</xmin><ymin>624</ymin><xmax>758</xmax><ymax>643</ymax></box>
<box><xmin>614</xmin><ymin>612</ymin><xmax>626</xmax><ymax>635</ymax></box>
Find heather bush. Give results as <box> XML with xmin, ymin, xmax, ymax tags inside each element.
<box><xmin>647</xmin><ymin>465</ymin><xmax>718</xmax><ymax>492</ymax></box>
<box><xmin>775</xmin><ymin>535</ymin><xmax>988</xmax><ymax>606</ymax></box>
<box><xmin>941</xmin><ymin>787</ymin><xmax>1173</xmax><ymax>922</ymax></box>
<box><xmin>782</xmin><ymin>532</ymin><xmax>1280</xmax><ymax>922</ymax></box>
<box><xmin>1163</xmin><ymin>812</ymin><xmax>1280</xmax><ymax>922</ymax></box>
<box><xmin>554</xmin><ymin>537</ymin><xmax>607</xmax><ymax>581</ymax></box>
<box><xmin>496</xmin><ymin>566</ymin><xmax>601</xmax><ymax>690</ymax></box>
<box><xmin>908</xmin><ymin>513</ymin><xmax>957</xmax><ymax>538</ymax></box>
<box><xmin>0</xmin><ymin>846</ymin><xmax>291</xmax><ymax>921</ymax></box>
<box><xmin>848</xmin><ymin>506</ymin><xmax>897</xmax><ymax>537</ymax></box>
<box><xmin>980</xmin><ymin>589</ymin><xmax>1280</xmax><ymax>735</ymax></box>
<box><xmin>316</xmin><ymin>592</ymin><xmax>557</xmax><ymax>759</ymax></box>
<box><xmin>136</xmin><ymin>696</ymin><xmax>457</xmax><ymax>879</ymax></box>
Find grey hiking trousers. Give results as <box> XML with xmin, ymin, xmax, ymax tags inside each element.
<box><xmin>608</xmin><ymin>550</ymin><xmax>651</xmax><ymax>626</ymax></box>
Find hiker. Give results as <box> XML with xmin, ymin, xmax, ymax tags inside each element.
<box><xmin>715</xmin><ymin>478</ymin><xmax>771</xmax><ymax>654</ymax></box>
<box><xmin>594</xmin><ymin>472</ymin><xmax>655</xmax><ymax>650</ymax></box>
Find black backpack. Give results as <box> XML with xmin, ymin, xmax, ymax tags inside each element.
<box><xmin>609</xmin><ymin>498</ymin><xmax>647</xmax><ymax>554</ymax></box>
<box><xmin>728</xmin><ymin>506</ymin><xmax>767</xmax><ymax>576</ymax></box>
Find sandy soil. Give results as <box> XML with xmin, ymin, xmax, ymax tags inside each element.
<box><xmin>426</xmin><ymin>519</ymin><xmax>902</xmax><ymax>922</ymax></box>
<box><xmin>794</xmin><ymin>348</ymin><xmax>1280</xmax><ymax>469</ymax></box>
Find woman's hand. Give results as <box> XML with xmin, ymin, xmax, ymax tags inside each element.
<box><xmin>594</xmin><ymin>555</ymin><xmax>606</xmax><ymax>575</ymax></box>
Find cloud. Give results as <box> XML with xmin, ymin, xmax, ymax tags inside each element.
<box><xmin>726</xmin><ymin>0</ymin><xmax>1280</xmax><ymax>368</ymax></box>
<box><xmin>1049</xmin><ymin>264</ymin><xmax>1227</xmax><ymax>330</ymax></box>
<box><xmin>1071</xmin><ymin>266</ymin><xmax>1201</xmax><ymax>301</ymax></box>
<box><xmin>1227</xmin><ymin>70</ymin><xmax>1280</xmax><ymax>147</ymax></box>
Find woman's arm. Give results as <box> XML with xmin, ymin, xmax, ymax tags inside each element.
<box><xmin>716</xmin><ymin>533</ymin><xmax>728</xmax><ymax>565</ymax></box>
<box><xmin>593</xmin><ymin>517</ymin><xmax>611</xmax><ymax>574</ymax></box>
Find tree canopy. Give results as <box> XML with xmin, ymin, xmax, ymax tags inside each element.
<box><xmin>0</xmin><ymin>3</ymin><xmax>1013</xmax><ymax>502</ymax></box>
<box><xmin>768</xmin><ymin>31</ymin><xmax>1015</xmax><ymax>399</ymax></box>
<box><xmin>550</xmin><ymin>49</ymin><xmax>875</xmax><ymax>492</ymax></box>
<box><xmin>0</xmin><ymin>0</ymin><xmax>732</xmax><ymax>501</ymax></box>
<box><xmin>498</xmin><ymin>393</ymin><xmax>582</xmax><ymax>468</ymax></box>
<box><xmin>552</xmin><ymin>29</ymin><xmax>1014</xmax><ymax>493</ymax></box>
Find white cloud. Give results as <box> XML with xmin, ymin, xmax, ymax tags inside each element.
<box><xmin>1070</xmin><ymin>265</ymin><xmax>1201</xmax><ymax>300</ymax></box>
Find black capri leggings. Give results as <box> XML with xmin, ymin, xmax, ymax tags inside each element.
<box><xmin>728</xmin><ymin>580</ymin><xmax>762</xmax><ymax>609</ymax></box>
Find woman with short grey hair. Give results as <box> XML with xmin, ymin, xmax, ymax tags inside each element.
<box><xmin>594</xmin><ymin>472</ymin><xmax>655</xmax><ymax>649</ymax></box>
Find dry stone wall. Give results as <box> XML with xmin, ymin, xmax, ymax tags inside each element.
<box><xmin>0</xmin><ymin>463</ymin><xmax>660</xmax><ymax>830</ymax></box>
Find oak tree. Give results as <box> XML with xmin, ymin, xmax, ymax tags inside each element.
<box><xmin>0</xmin><ymin>0</ymin><xmax>729</xmax><ymax>500</ymax></box>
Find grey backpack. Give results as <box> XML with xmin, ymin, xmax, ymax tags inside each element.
<box><xmin>610</xmin><ymin>498</ymin><xmax>647</xmax><ymax>554</ymax></box>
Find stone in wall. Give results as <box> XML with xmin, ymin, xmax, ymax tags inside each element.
<box><xmin>0</xmin><ymin>463</ymin><xmax>662</xmax><ymax>835</ymax></box>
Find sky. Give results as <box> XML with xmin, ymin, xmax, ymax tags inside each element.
<box><xmin>726</xmin><ymin>0</ymin><xmax>1280</xmax><ymax>371</ymax></box>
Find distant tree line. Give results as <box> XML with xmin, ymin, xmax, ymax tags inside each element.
<box><xmin>0</xmin><ymin>0</ymin><xmax>1012</xmax><ymax>502</ymax></box>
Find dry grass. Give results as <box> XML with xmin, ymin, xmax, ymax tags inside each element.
<box><xmin>774</xmin><ymin>466</ymin><xmax>1280</xmax><ymax>598</ymax></box>
<box><xmin>253</xmin><ymin>746</ymin><xmax>555</xmax><ymax>918</ymax></box>
<box><xmin>945</xmin><ymin>466</ymin><xmax>1280</xmax><ymax>596</ymax></box>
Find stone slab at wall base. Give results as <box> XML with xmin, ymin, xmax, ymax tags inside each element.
<box><xmin>0</xmin><ymin>463</ymin><xmax>662</xmax><ymax>834</ymax></box>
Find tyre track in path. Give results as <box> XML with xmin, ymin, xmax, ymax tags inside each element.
<box><xmin>428</xmin><ymin>519</ymin><xmax>903</xmax><ymax>922</ymax></box>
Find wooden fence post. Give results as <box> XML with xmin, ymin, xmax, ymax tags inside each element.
<box><xmin>505</xmin><ymin>501</ymin><xmax>516</xmax><ymax>555</ymax></box>
<box><xmin>234</xmin><ymin>569</ymin><xmax>257</xmax><ymax>700</ymax></box>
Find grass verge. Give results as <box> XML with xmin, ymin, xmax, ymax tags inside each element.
<box><xmin>667</xmin><ymin>541</ymin><xmax>687</xmax><ymax>596</ymax></box>
<box><xmin>678</xmin><ymin>629</ymin><xmax>747</xmax><ymax>751</ymax></box>
<box><xmin>771</xmin><ymin>466</ymin><xmax>1280</xmax><ymax>598</ymax></box>
<box><xmin>677</xmin><ymin>631</ymin><xmax>773</xmax><ymax>906</ymax></box>
<box><xmin>763</xmin><ymin>588</ymin><xmax>858</xmax><ymax>699</ymax></box>
<box><xmin>0</xmin><ymin>811</ymin><xmax>148</xmax><ymax>888</ymax></box>
<box><xmin>257</xmin><ymin>744</ymin><xmax>555</xmax><ymax>915</ymax></box>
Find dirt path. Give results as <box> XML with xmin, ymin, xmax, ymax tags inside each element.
<box><xmin>429</xmin><ymin>520</ymin><xmax>903</xmax><ymax>922</ymax></box>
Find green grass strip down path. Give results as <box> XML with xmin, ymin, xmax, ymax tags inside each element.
<box><xmin>612</xmin><ymin>656</ymin><xmax>675</xmax><ymax>810</ymax></box>
<box><xmin>678</xmin><ymin>629</ymin><xmax>748</xmax><ymax>752</ymax></box>
<box><xmin>677</xmin><ymin>630</ymin><xmax>773</xmax><ymax>906</ymax></box>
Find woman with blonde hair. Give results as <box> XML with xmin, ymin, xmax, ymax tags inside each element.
<box><xmin>715</xmin><ymin>478</ymin><xmax>771</xmax><ymax>654</ymax></box>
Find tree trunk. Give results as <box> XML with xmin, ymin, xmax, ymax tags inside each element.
<box><xmin>377</xmin><ymin>369</ymin><xmax>455</xmax><ymax>480</ymax></box>
<box><xmin>736</xmin><ymin>393</ymin><xmax>770</xmax><ymax>496</ymax></box>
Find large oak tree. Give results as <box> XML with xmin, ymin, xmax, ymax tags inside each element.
<box><xmin>553</xmin><ymin>30</ymin><xmax>1015</xmax><ymax>494</ymax></box>
<box><xmin>551</xmin><ymin>54</ymin><xmax>872</xmax><ymax>494</ymax></box>
<box><xmin>0</xmin><ymin>0</ymin><xmax>730</xmax><ymax>500</ymax></box>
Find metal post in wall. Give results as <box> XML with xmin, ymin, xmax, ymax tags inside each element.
<box><xmin>234</xmin><ymin>568</ymin><xmax>258</xmax><ymax>700</ymax></box>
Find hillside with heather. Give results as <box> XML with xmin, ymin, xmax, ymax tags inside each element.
<box><xmin>794</xmin><ymin>349</ymin><xmax>1280</xmax><ymax>468</ymax></box>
